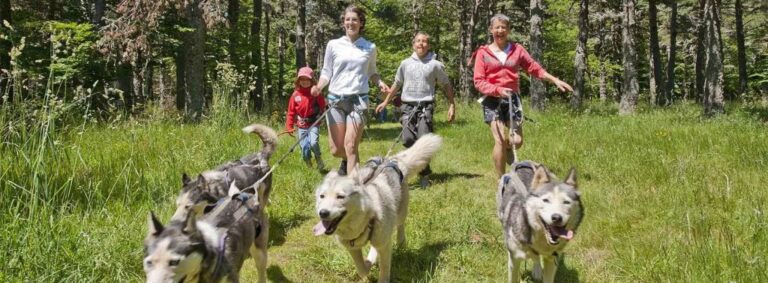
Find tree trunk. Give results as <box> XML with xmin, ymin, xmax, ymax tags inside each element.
<box><xmin>251</xmin><ymin>0</ymin><xmax>263</xmax><ymax>111</ymax></box>
<box><xmin>665</xmin><ymin>0</ymin><xmax>677</xmax><ymax>101</ymax></box>
<box><xmin>263</xmin><ymin>3</ymin><xmax>272</xmax><ymax>110</ymax></box>
<box><xmin>735</xmin><ymin>0</ymin><xmax>747</xmax><ymax>96</ymax></box>
<box><xmin>295</xmin><ymin>0</ymin><xmax>306</xmax><ymax>68</ymax></box>
<box><xmin>277</xmin><ymin>2</ymin><xmax>286</xmax><ymax>98</ymax></box>
<box><xmin>619</xmin><ymin>0</ymin><xmax>638</xmax><ymax>115</ymax></box>
<box><xmin>92</xmin><ymin>0</ymin><xmax>105</xmax><ymax>27</ymax></box>
<box><xmin>702</xmin><ymin>0</ymin><xmax>724</xmax><ymax>115</ymax></box>
<box><xmin>649</xmin><ymin>0</ymin><xmax>667</xmax><ymax>106</ymax></box>
<box><xmin>228</xmin><ymin>0</ymin><xmax>240</xmax><ymax>65</ymax></box>
<box><xmin>572</xmin><ymin>0</ymin><xmax>588</xmax><ymax>109</ymax></box>
<box><xmin>694</xmin><ymin>0</ymin><xmax>706</xmax><ymax>102</ymax></box>
<box><xmin>183</xmin><ymin>0</ymin><xmax>206</xmax><ymax>120</ymax></box>
<box><xmin>459</xmin><ymin>0</ymin><xmax>483</xmax><ymax>103</ymax></box>
<box><xmin>116</xmin><ymin>63</ymin><xmax>134</xmax><ymax>113</ymax></box>
<box><xmin>529</xmin><ymin>0</ymin><xmax>546</xmax><ymax>110</ymax></box>
<box><xmin>175</xmin><ymin>47</ymin><xmax>186</xmax><ymax>111</ymax></box>
<box><xmin>0</xmin><ymin>0</ymin><xmax>12</xmax><ymax>104</ymax></box>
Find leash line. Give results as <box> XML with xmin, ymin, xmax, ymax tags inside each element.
<box><xmin>383</xmin><ymin>101</ymin><xmax>423</xmax><ymax>158</ymax></box>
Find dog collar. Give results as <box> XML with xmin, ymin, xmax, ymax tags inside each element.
<box><xmin>346</xmin><ymin>218</ymin><xmax>375</xmax><ymax>248</ymax></box>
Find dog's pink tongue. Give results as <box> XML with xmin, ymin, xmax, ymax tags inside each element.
<box><xmin>312</xmin><ymin>221</ymin><xmax>327</xmax><ymax>236</ymax></box>
<box><xmin>559</xmin><ymin>229</ymin><xmax>574</xmax><ymax>241</ymax></box>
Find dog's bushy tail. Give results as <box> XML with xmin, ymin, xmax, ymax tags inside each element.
<box><xmin>392</xmin><ymin>134</ymin><xmax>442</xmax><ymax>179</ymax></box>
<box><xmin>242</xmin><ymin>124</ymin><xmax>278</xmax><ymax>161</ymax></box>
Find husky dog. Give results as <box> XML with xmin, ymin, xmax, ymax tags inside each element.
<box><xmin>172</xmin><ymin>123</ymin><xmax>277</xmax><ymax>222</ymax></box>
<box><xmin>144</xmin><ymin>184</ymin><xmax>262</xmax><ymax>283</ymax></box>
<box><xmin>313</xmin><ymin>134</ymin><xmax>442</xmax><ymax>283</ymax></box>
<box><xmin>496</xmin><ymin>161</ymin><xmax>583</xmax><ymax>283</ymax></box>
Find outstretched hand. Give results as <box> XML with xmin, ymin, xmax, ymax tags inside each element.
<box><xmin>375</xmin><ymin>103</ymin><xmax>388</xmax><ymax>114</ymax></box>
<box><xmin>553</xmin><ymin>79</ymin><xmax>574</xmax><ymax>92</ymax></box>
<box><xmin>311</xmin><ymin>86</ymin><xmax>322</xmax><ymax>96</ymax></box>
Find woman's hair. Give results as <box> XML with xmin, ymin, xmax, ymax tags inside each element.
<box><xmin>340</xmin><ymin>5</ymin><xmax>366</xmax><ymax>34</ymax></box>
<box><xmin>489</xmin><ymin>14</ymin><xmax>510</xmax><ymax>29</ymax></box>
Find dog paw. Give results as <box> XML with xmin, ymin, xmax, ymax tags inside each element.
<box><xmin>531</xmin><ymin>261</ymin><xmax>543</xmax><ymax>281</ymax></box>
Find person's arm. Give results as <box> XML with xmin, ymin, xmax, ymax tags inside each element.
<box><xmin>436</xmin><ymin>65</ymin><xmax>456</xmax><ymax>122</ymax></box>
<box><xmin>313</xmin><ymin>42</ymin><xmax>334</xmax><ymax>95</ymax></box>
<box><xmin>282</xmin><ymin>95</ymin><xmax>297</xmax><ymax>136</ymax></box>
<box><xmin>376</xmin><ymin>86</ymin><xmax>397</xmax><ymax>113</ymax></box>
<box><xmin>516</xmin><ymin>44</ymin><xmax>573</xmax><ymax>92</ymax></box>
<box><xmin>368</xmin><ymin>47</ymin><xmax>389</xmax><ymax>93</ymax></box>
<box><xmin>472</xmin><ymin>48</ymin><xmax>504</xmax><ymax>97</ymax></box>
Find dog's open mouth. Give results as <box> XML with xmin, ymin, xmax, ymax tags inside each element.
<box><xmin>313</xmin><ymin>211</ymin><xmax>347</xmax><ymax>236</ymax></box>
<box><xmin>540</xmin><ymin>217</ymin><xmax>574</xmax><ymax>245</ymax></box>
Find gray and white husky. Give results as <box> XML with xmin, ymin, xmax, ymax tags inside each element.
<box><xmin>172</xmin><ymin>123</ymin><xmax>277</xmax><ymax>222</ymax></box>
<box><xmin>313</xmin><ymin>134</ymin><xmax>442</xmax><ymax>283</ymax></box>
<box><xmin>496</xmin><ymin>161</ymin><xmax>584</xmax><ymax>283</ymax></box>
<box><xmin>144</xmin><ymin>183</ymin><xmax>262</xmax><ymax>283</ymax></box>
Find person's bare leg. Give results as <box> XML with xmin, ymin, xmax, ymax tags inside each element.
<box><xmin>511</xmin><ymin>122</ymin><xmax>524</xmax><ymax>149</ymax></box>
<box><xmin>490</xmin><ymin>120</ymin><xmax>509</xmax><ymax>177</ymax></box>
<box><xmin>328</xmin><ymin>123</ymin><xmax>347</xmax><ymax>158</ymax></box>
<box><xmin>344</xmin><ymin>114</ymin><xmax>365</xmax><ymax>172</ymax></box>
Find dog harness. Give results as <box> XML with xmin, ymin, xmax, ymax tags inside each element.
<box><xmin>366</xmin><ymin>157</ymin><xmax>404</xmax><ymax>183</ymax></box>
<box><xmin>346</xmin><ymin>218</ymin><xmax>375</xmax><ymax>248</ymax></box>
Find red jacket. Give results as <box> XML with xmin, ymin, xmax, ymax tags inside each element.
<box><xmin>473</xmin><ymin>43</ymin><xmax>546</xmax><ymax>96</ymax></box>
<box><xmin>285</xmin><ymin>87</ymin><xmax>327</xmax><ymax>130</ymax></box>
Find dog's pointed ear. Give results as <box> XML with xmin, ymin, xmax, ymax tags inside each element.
<box><xmin>564</xmin><ymin>167</ymin><xmax>578</xmax><ymax>187</ymax></box>
<box><xmin>182</xmin><ymin>173</ymin><xmax>191</xmax><ymax>185</ymax></box>
<box><xmin>228</xmin><ymin>181</ymin><xmax>240</xmax><ymax>197</ymax></box>
<box><xmin>531</xmin><ymin>165</ymin><xmax>551</xmax><ymax>191</ymax></box>
<box><xmin>182</xmin><ymin>212</ymin><xmax>197</xmax><ymax>234</ymax></box>
<box><xmin>147</xmin><ymin>211</ymin><xmax>164</xmax><ymax>237</ymax></box>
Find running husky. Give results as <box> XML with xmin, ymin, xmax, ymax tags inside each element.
<box><xmin>496</xmin><ymin>161</ymin><xmax>584</xmax><ymax>283</ymax></box>
<box><xmin>144</xmin><ymin>183</ymin><xmax>262</xmax><ymax>283</ymax></box>
<box><xmin>313</xmin><ymin>134</ymin><xmax>442</xmax><ymax>283</ymax></box>
<box><xmin>172</xmin><ymin>123</ymin><xmax>277</xmax><ymax>222</ymax></box>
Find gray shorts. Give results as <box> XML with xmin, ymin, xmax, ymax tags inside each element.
<box><xmin>326</xmin><ymin>94</ymin><xmax>369</xmax><ymax>125</ymax></box>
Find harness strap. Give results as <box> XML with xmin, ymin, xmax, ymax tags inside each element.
<box><xmin>347</xmin><ymin>218</ymin><xmax>375</xmax><ymax>248</ymax></box>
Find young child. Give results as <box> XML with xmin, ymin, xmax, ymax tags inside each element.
<box><xmin>284</xmin><ymin>67</ymin><xmax>327</xmax><ymax>170</ymax></box>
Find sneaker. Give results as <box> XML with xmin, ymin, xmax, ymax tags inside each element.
<box><xmin>337</xmin><ymin>159</ymin><xmax>348</xmax><ymax>176</ymax></box>
<box><xmin>316</xmin><ymin>158</ymin><xmax>325</xmax><ymax>171</ymax></box>
<box><xmin>419</xmin><ymin>175</ymin><xmax>429</xmax><ymax>189</ymax></box>
<box><xmin>304</xmin><ymin>159</ymin><xmax>313</xmax><ymax>168</ymax></box>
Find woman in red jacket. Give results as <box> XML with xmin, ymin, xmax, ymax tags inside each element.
<box><xmin>473</xmin><ymin>14</ymin><xmax>573</xmax><ymax>177</ymax></box>
<box><xmin>284</xmin><ymin>67</ymin><xmax>327</xmax><ymax>170</ymax></box>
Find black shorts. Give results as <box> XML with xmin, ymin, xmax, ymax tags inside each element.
<box><xmin>481</xmin><ymin>96</ymin><xmax>522</xmax><ymax>124</ymax></box>
<box><xmin>400</xmin><ymin>102</ymin><xmax>435</xmax><ymax>148</ymax></box>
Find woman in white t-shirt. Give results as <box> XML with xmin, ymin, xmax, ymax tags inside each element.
<box><xmin>311</xmin><ymin>5</ymin><xmax>390</xmax><ymax>175</ymax></box>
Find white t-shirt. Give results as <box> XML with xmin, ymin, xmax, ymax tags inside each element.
<box><xmin>492</xmin><ymin>43</ymin><xmax>512</xmax><ymax>64</ymax></box>
<box><xmin>319</xmin><ymin>36</ymin><xmax>379</xmax><ymax>96</ymax></box>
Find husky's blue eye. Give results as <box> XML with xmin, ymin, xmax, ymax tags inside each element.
<box><xmin>169</xmin><ymin>259</ymin><xmax>180</xmax><ymax>266</ymax></box>
<box><xmin>145</xmin><ymin>260</ymin><xmax>153</xmax><ymax>267</ymax></box>
<box><xmin>563</xmin><ymin>200</ymin><xmax>571</xmax><ymax>205</ymax></box>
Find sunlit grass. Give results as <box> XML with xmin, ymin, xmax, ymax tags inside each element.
<box><xmin>1</xmin><ymin>100</ymin><xmax>766</xmax><ymax>282</ymax></box>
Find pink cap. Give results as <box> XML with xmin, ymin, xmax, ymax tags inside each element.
<box><xmin>297</xmin><ymin>67</ymin><xmax>314</xmax><ymax>80</ymax></box>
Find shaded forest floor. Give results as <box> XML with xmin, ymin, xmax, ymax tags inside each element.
<box><xmin>2</xmin><ymin>100</ymin><xmax>767</xmax><ymax>282</ymax></box>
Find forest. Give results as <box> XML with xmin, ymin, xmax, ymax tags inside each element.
<box><xmin>0</xmin><ymin>0</ymin><xmax>766</xmax><ymax>122</ymax></box>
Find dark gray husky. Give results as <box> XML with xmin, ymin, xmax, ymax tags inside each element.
<box><xmin>144</xmin><ymin>184</ymin><xmax>262</xmax><ymax>283</ymax></box>
<box><xmin>496</xmin><ymin>161</ymin><xmax>584</xmax><ymax>283</ymax></box>
<box><xmin>172</xmin><ymin>123</ymin><xmax>277</xmax><ymax>222</ymax></box>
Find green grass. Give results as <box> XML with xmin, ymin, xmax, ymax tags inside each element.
<box><xmin>1</xmin><ymin>100</ymin><xmax>767</xmax><ymax>282</ymax></box>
